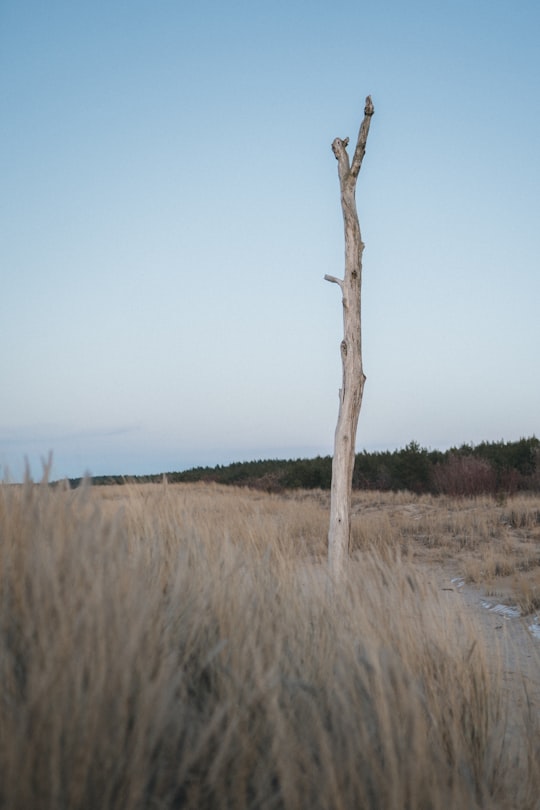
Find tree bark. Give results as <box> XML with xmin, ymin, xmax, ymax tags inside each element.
<box><xmin>325</xmin><ymin>96</ymin><xmax>374</xmax><ymax>575</ymax></box>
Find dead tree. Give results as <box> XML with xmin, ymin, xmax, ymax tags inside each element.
<box><xmin>325</xmin><ymin>96</ymin><xmax>374</xmax><ymax>575</ymax></box>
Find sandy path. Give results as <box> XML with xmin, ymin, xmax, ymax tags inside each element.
<box><xmin>425</xmin><ymin>564</ymin><xmax>540</xmax><ymax>765</ymax></box>
<box><xmin>458</xmin><ymin>583</ymin><xmax>540</xmax><ymax>705</ymax></box>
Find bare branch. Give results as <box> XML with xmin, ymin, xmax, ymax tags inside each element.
<box><xmin>324</xmin><ymin>274</ymin><xmax>344</xmax><ymax>290</ymax></box>
<box><xmin>350</xmin><ymin>95</ymin><xmax>374</xmax><ymax>179</ymax></box>
<box><xmin>331</xmin><ymin>137</ymin><xmax>351</xmax><ymax>183</ymax></box>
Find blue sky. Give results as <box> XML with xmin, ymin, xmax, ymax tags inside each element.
<box><xmin>1</xmin><ymin>0</ymin><xmax>539</xmax><ymax>481</ymax></box>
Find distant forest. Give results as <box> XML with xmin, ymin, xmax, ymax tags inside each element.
<box><xmin>71</xmin><ymin>437</ymin><xmax>540</xmax><ymax>497</ymax></box>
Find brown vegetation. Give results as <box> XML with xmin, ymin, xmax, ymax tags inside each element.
<box><xmin>0</xmin><ymin>477</ymin><xmax>539</xmax><ymax>808</ymax></box>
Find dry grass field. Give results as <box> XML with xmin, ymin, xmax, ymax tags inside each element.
<box><xmin>1</xmin><ymin>474</ymin><xmax>539</xmax><ymax>809</ymax></box>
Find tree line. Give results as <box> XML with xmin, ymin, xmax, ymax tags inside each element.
<box><xmin>69</xmin><ymin>437</ymin><xmax>540</xmax><ymax>496</ymax></box>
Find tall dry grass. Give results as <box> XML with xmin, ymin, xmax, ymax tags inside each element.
<box><xmin>348</xmin><ymin>490</ymin><xmax>540</xmax><ymax>606</ymax></box>
<box><xmin>0</xmin><ymin>476</ymin><xmax>539</xmax><ymax>809</ymax></box>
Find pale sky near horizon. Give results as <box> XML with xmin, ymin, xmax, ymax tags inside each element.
<box><xmin>1</xmin><ymin>0</ymin><xmax>539</xmax><ymax>482</ymax></box>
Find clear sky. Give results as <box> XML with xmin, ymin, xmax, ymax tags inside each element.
<box><xmin>1</xmin><ymin>0</ymin><xmax>539</xmax><ymax>481</ymax></box>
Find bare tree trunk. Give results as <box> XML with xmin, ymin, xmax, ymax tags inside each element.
<box><xmin>325</xmin><ymin>96</ymin><xmax>374</xmax><ymax>575</ymax></box>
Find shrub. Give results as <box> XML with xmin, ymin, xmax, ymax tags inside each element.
<box><xmin>432</xmin><ymin>454</ymin><xmax>498</xmax><ymax>496</ymax></box>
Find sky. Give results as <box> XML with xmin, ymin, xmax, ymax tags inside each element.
<box><xmin>1</xmin><ymin>0</ymin><xmax>539</xmax><ymax>482</ymax></box>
